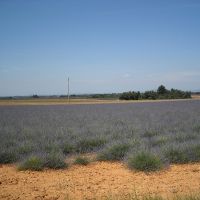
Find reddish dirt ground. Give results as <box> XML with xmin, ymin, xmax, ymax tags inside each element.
<box><xmin>1</xmin><ymin>162</ymin><xmax>200</xmax><ymax>200</ymax></box>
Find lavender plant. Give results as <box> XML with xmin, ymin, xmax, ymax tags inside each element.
<box><xmin>0</xmin><ymin>100</ymin><xmax>200</xmax><ymax>171</ymax></box>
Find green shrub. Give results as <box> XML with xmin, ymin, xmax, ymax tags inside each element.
<box><xmin>63</xmin><ymin>143</ymin><xmax>74</xmax><ymax>155</ymax></box>
<box><xmin>74</xmin><ymin>157</ymin><xmax>89</xmax><ymax>165</ymax></box>
<box><xmin>76</xmin><ymin>138</ymin><xmax>106</xmax><ymax>153</ymax></box>
<box><xmin>0</xmin><ymin>150</ymin><xmax>18</xmax><ymax>164</ymax></box>
<box><xmin>43</xmin><ymin>153</ymin><xmax>67</xmax><ymax>169</ymax></box>
<box><xmin>97</xmin><ymin>143</ymin><xmax>130</xmax><ymax>161</ymax></box>
<box><xmin>165</xmin><ymin>148</ymin><xmax>189</xmax><ymax>164</ymax></box>
<box><xmin>18</xmin><ymin>156</ymin><xmax>43</xmax><ymax>171</ymax></box>
<box><xmin>119</xmin><ymin>86</ymin><xmax>191</xmax><ymax>100</ymax></box>
<box><xmin>128</xmin><ymin>152</ymin><xmax>162</xmax><ymax>171</ymax></box>
<box><xmin>142</xmin><ymin>90</ymin><xmax>158</xmax><ymax>100</ymax></box>
<box><xmin>119</xmin><ymin>91</ymin><xmax>141</xmax><ymax>100</ymax></box>
<box><xmin>157</xmin><ymin>85</ymin><xmax>168</xmax><ymax>95</ymax></box>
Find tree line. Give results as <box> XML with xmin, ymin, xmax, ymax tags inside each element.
<box><xmin>119</xmin><ymin>85</ymin><xmax>191</xmax><ymax>100</ymax></box>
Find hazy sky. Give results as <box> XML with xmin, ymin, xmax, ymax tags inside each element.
<box><xmin>0</xmin><ymin>0</ymin><xmax>200</xmax><ymax>96</ymax></box>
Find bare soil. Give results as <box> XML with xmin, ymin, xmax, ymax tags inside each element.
<box><xmin>1</xmin><ymin>162</ymin><xmax>200</xmax><ymax>200</ymax></box>
<box><xmin>192</xmin><ymin>94</ymin><xmax>200</xmax><ymax>99</ymax></box>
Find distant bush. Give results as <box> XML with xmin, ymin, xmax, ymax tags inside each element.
<box><xmin>97</xmin><ymin>143</ymin><xmax>130</xmax><ymax>161</ymax></box>
<box><xmin>169</xmin><ymin>89</ymin><xmax>191</xmax><ymax>99</ymax></box>
<box><xmin>76</xmin><ymin>138</ymin><xmax>106</xmax><ymax>153</ymax></box>
<box><xmin>119</xmin><ymin>85</ymin><xmax>191</xmax><ymax>100</ymax></box>
<box><xmin>142</xmin><ymin>90</ymin><xmax>158</xmax><ymax>100</ymax></box>
<box><xmin>165</xmin><ymin>148</ymin><xmax>189</xmax><ymax>164</ymax></box>
<box><xmin>157</xmin><ymin>85</ymin><xmax>168</xmax><ymax>95</ymax></box>
<box><xmin>32</xmin><ymin>94</ymin><xmax>39</xmax><ymax>98</ymax></box>
<box><xmin>43</xmin><ymin>152</ymin><xmax>67</xmax><ymax>169</ymax></box>
<box><xmin>18</xmin><ymin>156</ymin><xmax>43</xmax><ymax>171</ymax></box>
<box><xmin>119</xmin><ymin>91</ymin><xmax>141</xmax><ymax>100</ymax></box>
<box><xmin>0</xmin><ymin>149</ymin><xmax>18</xmax><ymax>164</ymax></box>
<box><xmin>128</xmin><ymin>152</ymin><xmax>162</xmax><ymax>171</ymax></box>
<box><xmin>74</xmin><ymin>157</ymin><xmax>90</xmax><ymax>165</ymax></box>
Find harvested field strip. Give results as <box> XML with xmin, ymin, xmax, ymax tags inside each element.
<box><xmin>1</xmin><ymin>162</ymin><xmax>200</xmax><ymax>200</ymax></box>
<box><xmin>0</xmin><ymin>98</ymin><xmax>196</xmax><ymax>106</ymax></box>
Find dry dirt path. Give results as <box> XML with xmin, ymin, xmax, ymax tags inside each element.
<box><xmin>1</xmin><ymin>162</ymin><xmax>200</xmax><ymax>200</ymax></box>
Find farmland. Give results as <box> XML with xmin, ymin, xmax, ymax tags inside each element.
<box><xmin>1</xmin><ymin>100</ymin><xmax>200</xmax><ymax>167</ymax></box>
<box><xmin>1</xmin><ymin>100</ymin><xmax>200</xmax><ymax>199</ymax></box>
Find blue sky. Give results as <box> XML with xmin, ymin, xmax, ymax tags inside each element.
<box><xmin>0</xmin><ymin>0</ymin><xmax>200</xmax><ymax>96</ymax></box>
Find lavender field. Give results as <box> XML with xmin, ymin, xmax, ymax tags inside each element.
<box><xmin>1</xmin><ymin>100</ymin><xmax>200</xmax><ymax>170</ymax></box>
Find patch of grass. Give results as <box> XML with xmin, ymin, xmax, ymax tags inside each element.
<box><xmin>43</xmin><ymin>152</ymin><xmax>67</xmax><ymax>169</ymax></box>
<box><xmin>165</xmin><ymin>148</ymin><xmax>189</xmax><ymax>164</ymax></box>
<box><xmin>174</xmin><ymin>134</ymin><xmax>197</xmax><ymax>143</ymax></box>
<box><xmin>62</xmin><ymin>143</ymin><xmax>75</xmax><ymax>155</ymax></box>
<box><xmin>18</xmin><ymin>156</ymin><xmax>43</xmax><ymax>171</ymax></box>
<box><xmin>0</xmin><ymin>149</ymin><xmax>18</xmax><ymax>164</ymax></box>
<box><xmin>44</xmin><ymin>143</ymin><xmax>60</xmax><ymax>153</ymax></box>
<box><xmin>143</xmin><ymin>130</ymin><xmax>159</xmax><ymax>138</ymax></box>
<box><xmin>151</xmin><ymin>136</ymin><xmax>167</xmax><ymax>147</ymax></box>
<box><xmin>128</xmin><ymin>152</ymin><xmax>162</xmax><ymax>172</ymax></box>
<box><xmin>97</xmin><ymin>143</ymin><xmax>130</xmax><ymax>161</ymax></box>
<box><xmin>193</xmin><ymin>125</ymin><xmax>200</xmax><ymax>133</ymax></box>
<box><xmin>76</xmin><ymin>138</ymin><xmax>106</xmax><ymax>153</ymax></box>
<box><xmin>4</xmin><ymin>140</ymin><xmax>17</xmax><ymax>148</ymax></box>
<box><xmin>74</xmin><ymin>156</ymin><xmax>90</xmax><ymax>165</ymax></box>
<box><xmin>187</xmin><ymin>145</ymin><xmax>200</xmax><ymax>162</ymax></box>
<box><xmin>17</xmin><ymin>143</ymin><xmax>33</xmax><ymax>155</ymax></box>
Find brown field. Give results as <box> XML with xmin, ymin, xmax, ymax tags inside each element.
<box><xmin>0</xmin><ymin>98</ymin><xmax>116</xmax><ymax>106</ymax></box>
<box><xmin>0</xmin><ymin>97</ymin><xmax>197</xmax><ymax>106</ymax></box>
<box><xmin>192</xmin><ymin>94</ymin><xmax>200</xmax><ymax>99</ymax></box>
<box><xmin>1</xmin><ymin>161</ymin><xmax>200</xmax><ymax>200</ymax></box>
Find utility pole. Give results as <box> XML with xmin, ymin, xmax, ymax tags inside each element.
<box><xmin>68</xmin><ymin>77</ymin><xmax>70</xmax><ymax>103</ymax></box>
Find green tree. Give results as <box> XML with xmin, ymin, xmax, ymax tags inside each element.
<box><xmin>157</xmin><ymin>85</ymin><xmax>167</xmax><ymax>95</ymax></box>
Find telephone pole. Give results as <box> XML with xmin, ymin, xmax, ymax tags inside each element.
<box><xmin>67</xmin><ymin>77</ymin><xmax>70</xmax><ymax>103</ymax></box>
